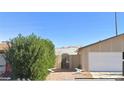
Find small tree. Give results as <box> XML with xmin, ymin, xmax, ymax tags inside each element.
<box><xmin>4</xmin><ymin>34</ymin><xmax>55</xmax><ymax>80</ymax></box>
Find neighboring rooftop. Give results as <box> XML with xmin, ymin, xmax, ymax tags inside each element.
<box><xmin>55</xmin><ymin>46</ymin><xmax>81</xmax><ymax>55</ymax></box>
<box><xmin>0</xmin><ymin>43</ymin><xmax>9</xmax><ymax>53</ymax></box>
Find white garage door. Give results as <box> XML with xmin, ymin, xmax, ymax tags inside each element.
<box><xmin>89</xmin><ymin>52</ymin><xmax>123</xmax><ymax>71</ymax></box>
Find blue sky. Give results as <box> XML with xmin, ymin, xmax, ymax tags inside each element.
<box><xmin>0</xmin><ymin>12</ymin><xmax>124</xmax><ymax>48</ymax></box>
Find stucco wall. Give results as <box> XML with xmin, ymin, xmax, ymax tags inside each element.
<box><xmin>79</xmin><ymin>35</ymin><xmax>124</xmax><ymax>71</ymax></box>
<box><xmin>55</xmin><ymin>55</ymin><xmax>80</xmax><ymax>69</ymax></box>
<box><xmin>70</xmin><ymin>55</ymin><xmax>80</xmax><ymax>69</ymax></box>
<box><xmin>55</xmin><ymin>55</ymin><xmax>62</xmax><ymax>69</ymax></box>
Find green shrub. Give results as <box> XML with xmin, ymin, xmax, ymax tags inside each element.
<box><xmin>4</xmin><ymin>34</ymin><xmax>55</xmax><ymax>80</ymax></box>
<box><xmin>77</xmin><ymin>64</ymin><xmax>82</xmax><ymax>69</ymax></box>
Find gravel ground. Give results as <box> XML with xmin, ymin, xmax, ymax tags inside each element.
<box><xmin>46</xmin><ymin>71</ymin><xmax>92</xmax><ymax>81</ymax></box>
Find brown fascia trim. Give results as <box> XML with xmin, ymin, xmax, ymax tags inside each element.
<box><xmin>78</xmin><ymin>33</ymin><xmax>124</xmax><ymax>52</ymax></box>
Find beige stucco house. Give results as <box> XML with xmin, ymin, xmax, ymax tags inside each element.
<box><xmin>78</xmin><ymin>34</ymin><xmax>124</xmax><ymax>72</ymax></box>
<box><xmin>55</xmin><ymin>46</ymin><xmax>80</xmax><ymax>70</ymax></box>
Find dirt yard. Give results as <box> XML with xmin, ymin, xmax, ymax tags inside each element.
<box><xmin>46</xmin><ymin>71</ymin><xmax>92</xmax><ymax>80</ymax></box>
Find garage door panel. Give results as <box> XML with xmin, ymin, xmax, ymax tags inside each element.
<box><xmin>89</xmin><ymin>52</ymin><xmax>122</xmax><ymax>71</ymax></box>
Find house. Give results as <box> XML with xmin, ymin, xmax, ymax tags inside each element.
<box><xmin>55</xmin><ymin>46</ymin><xmax>80</xmax><ymax>70</ymax></box>
<box><xmin>1</xmin><ymin>33</ymin><xmax>124</xmax><ymax>73</ymax></box>
<box><xmin>78</xmin><ymin>33</ymin><xmax>124</xmax><ymax>72</ymax></box>
<box><xmin>0</xmin><ymin>43</ymin><xmax>9</xmax><ymax>74</ymax></box>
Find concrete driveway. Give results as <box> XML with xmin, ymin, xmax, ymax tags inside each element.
<box><xmin>90</xmin><ymin>72</ymin><xmax>124</xmax><ymax>79</ymax></box>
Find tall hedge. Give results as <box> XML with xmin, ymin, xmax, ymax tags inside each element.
<box><xmin>4</xmin><ymin>34</ymin><xmax>55</xmax><ymax>80</ymax></box>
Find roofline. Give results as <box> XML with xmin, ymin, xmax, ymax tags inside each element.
<box><xmin>78</xmin><ymin>33</ymin><xmax>124</xmax><ymax>51</ymax></box>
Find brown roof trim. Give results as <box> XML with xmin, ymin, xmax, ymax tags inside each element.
<box><xmin>78</xmin><ymin>33</ymin><xmax>124</xmax><ymax>51</ymax></box>
<box><xmin>0</xmin><ymin>50</ymin><xmax>5</xmax><ymax>54</ymax></box>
